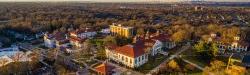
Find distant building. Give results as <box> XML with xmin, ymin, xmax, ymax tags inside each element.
<box><xmin>0</xmin><ymin>45</ymin><xmax>19</xmax><ymax>57</ymax></box>
<box><xmin>94</xmin><ymin>63</ymin><xmax>116</xmax><ymax>75</ymax></box>
<box><xmin>110</xmin><ymin>23</ymin><xmax>134</xmax><ymax>38</ymax></box>
<box><xmin>0</xmin><ymin>48</ymin><xmax>32</xmax><ymax>67</ymax></box>
<box><xmin>101</xmin><ymin>28</ymin><xmax>110</xmax><ymax>34</ymax></box>
<box><xmin>44</xmin><ymin>32</ymin><xmax>69</xmax><ymax>48</ymax></box>
<box><xmin>69</xmin><ymin>28</ymin><xmax>97</xmax><ymax>39</ymax></box>
<box><xmin>208</xmin><ymin>33</ymin><xmax>249</xmax><ymax>53</ymax></box>
<box><xmin>69</xmin><ymin>28</ymin><xmax>96</xmax><ymax>48</ymax></box>
<box><xmin>194</xmin><ymin>6</ymin><xmax>203</xmax><ymax>11</ymax></box>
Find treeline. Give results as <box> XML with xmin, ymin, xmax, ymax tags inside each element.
<box><xmin>0</xmin><ymin>3</ymin><xmax>249</xmax><ymax>43</ymax></box>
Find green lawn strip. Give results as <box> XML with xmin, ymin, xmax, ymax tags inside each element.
<box><xmin>136</xmin><ymin>54</ymin><xmax>168</xmax><ymax>73</ymax></box>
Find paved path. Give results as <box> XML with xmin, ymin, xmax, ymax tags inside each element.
<box><xmin>147</xmin><ymin>44</ymin><xmax>191</xmax><ymax>75</ymax></box>
<box><xmin>181</xmin><ymin>58</ymin><xmax>204</xmax><ymax>71</ymax></box>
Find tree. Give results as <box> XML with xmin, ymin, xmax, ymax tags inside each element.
<box><xmin>166</xmin><ymin>60</ymin><xmax>180</xmax><ymax>71</ymax></box>
<box><xmin>83</xmin><ymin>39</ymin><xmax>93</xmax><ymax>54</ymax></box>
<box><xmin>225</xmin><ymin>65</ymin><xmax>246</xmax><ymax>75</ymax></box>
<box><xmin>103</xmin><ymin>36</ymin><xmax>117</xmax><ymax>46</ymax></box>
<box><xmin>210</xmin><ymin>43</ymin><xmax>219</xmax><ymax>57</ymax></box>
<box><xmin>203</xmin><ymin>60</ymin><xmax>226</xmax><ymax>75</ymax></box>
<box><xmin>203</xmin><ymin>60</ymin><xmax>246</xmax><ymax>75</ymax></box>
<box><xmin>194</xmin><ymin>41</ymin><xmax>219</xmax><ymax>61</ymax></box>
<box><xmin>171</xmin><ymin>30</ymin><xmax>188</xmax><ymax>42</ymax></box>
<box><xmin>136</xmin><ymin>28</ymin><xmax>145</xmax><ymax>36</ymax></box>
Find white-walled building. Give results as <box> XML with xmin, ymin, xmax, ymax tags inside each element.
<box><xmin>100</xmin><ymin>28</ymin><xmax>110</xmax><ymax>34</ymax></box>
<box><xmin>135</xmin><ymin>31</ymin><xmax>176</xmax><ymax>56</ymax></box>
<box><xmin>44</xmin><ymin>32</ymin><xmax>69</xmax><ymax>48</ymax></box>
<box><xmin>105</xmin><ymin>31</ymin><xmax>176</xmax><ymax>68</ymax></box>
<box><xmin>69</xmin><ymin>28</ymin><xmax>97</xmax><ymax>39</ymax></box>
<box><xmin>208</xmin><ymin>33</ymin><xmax>249</xmax><ymax>53</ymax></box>
<box><xmin>106</xmin><ymin>42</ymin><xmax>148</xmax><ymax>68</ymax></box>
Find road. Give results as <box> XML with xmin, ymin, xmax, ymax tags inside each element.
<box><xmin>147</xmin><ymin>44</ymin><xmax>191</xmax><ymax>75</ymax></box>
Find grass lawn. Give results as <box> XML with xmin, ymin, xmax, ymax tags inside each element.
<box><xmin>136</xmin><ymin>54</ymin><xmax>168</xmax><ymax>73</ymax></box>
<box><xmin>86</xmin><ymin>60</ymin><xmax>98</xmax><ymax>66</ymax></box>
<box><xmin>180</xmin><ymin>48</ymin><xmax>208</xmax><ymax>67</ymax></box>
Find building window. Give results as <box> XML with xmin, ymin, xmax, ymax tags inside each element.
<box><xmin>142</xmin><ymin>55</ymin><xmax>144</xmax><ymax>60</ymax></box>
<box><xmin>138</xmin><ymin>57</ymin><xmax>141</xmax><ymax>62</ymax></box>
<box><xmin>130</xmin><ymin>59</ymin><xmax>132</xmax><ymax>64</ymax></box>
<box><xmin>122</xmin><ymin>56</ymin><xmax>124</xmax><ymax>60</ymax></box>
<box><xmin>126</xmin><ymin>57</ymin><xmax>128</xmax><ymax>62</ymax></box>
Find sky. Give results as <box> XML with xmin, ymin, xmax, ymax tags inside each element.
<box><xmin>0</xmin><ymin>0</ymin><xmax>249</xmax><ymax>2</ymax></box>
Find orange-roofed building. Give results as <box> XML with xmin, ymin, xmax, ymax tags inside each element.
<box><xmin>105</xmin><ymin>42</ymin><xmax>148</xmax><ymax>68</ymax></box>
<box><xmin>94</xmin><ymin>63</ymin><xmax>115</xmax><ymax>75</ymax></box>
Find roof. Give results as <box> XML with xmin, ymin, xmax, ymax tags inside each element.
<box><xmin>70</xmin><ymin>28</ymin><xmax>95</xmax><ymax>34</ymax></box>
<box><xmin>137</xmin><ymin>33</ymin><xmax>171</xmax><ymax>42</ymax></box>
<box><xmin>115</xmin><ymin>41</ymin><xmax>145</xmax><ymax>58</ymax></box>
<box><xmin>152</xmin><ymin>33</ymin><xmax>171</xmax><ymax>42</ymax></box>
<box><xmin>69</xmin><ymin>37</ymin><xmax>86</xmax><ymax>43</ymax></box>
<box><xmin>95</xmin><ymin>63</ymin><xmax>115</xmax><ymax>75</ymax></box>
<box><xmin>46</xmin><ymin>32</ymin><xmax>67</xmax><ymax>41</ymax></box>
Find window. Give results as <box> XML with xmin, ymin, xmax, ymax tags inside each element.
<box><xmin>142</xmin><ymin>55</ymin><xmax>144</xmax><ymax>60</ymax></box>
<box><xmin>130</xmin><ymin>59</ymin><xmax>132</xmax><ymax>64</ymax></box>
<box><xmin>138</xmin><ymin>57</ymin><xmax>141</xmax><ymax>62</ymax></box>
<box><xmin>122</xmin><ymin>56</ymin><xmax>124</xmax><ymax>60</ymax></box>
<box><xmin>126</xmin><ymin>57</ymin><xmax>128</xmax><ymax>62</ymax></box>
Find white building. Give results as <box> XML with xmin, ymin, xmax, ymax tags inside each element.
<box><xmin>70</xmin><ymin>28</ymin><xmax>97</xmax><ymax>39</ymax></box>
<box><xmin>135</xmin><ymin>31</ymin><xmax>176</xmax><ymax>56</ymax></box>
<box><xmin>44</xmin><ymin>32</ymin><xmax>69</xmax><ymax>48</ymax></box>
<box><xmin>208</xmin><ymin>33</ymin><xmax>249</xmax><ymax>53</ymax></box>
<box><xmin>100</xmin><ymin>28</ymin><xmax>110</xmax><ymax>34</ymax></box>
<box><xmin>0</xmin><ymin>47</ymin><xmax>32</xmax><ymax>67</ymax></box>
<box><xmin>106</xmin><ymin>43</ymin><xmax>148</xmax><ymax>68</ymax></box>
<box><xmin>217</xmin><ymin>36</ymin><xmax>248</xmax><ymax>53</ymax></box>
<box><xmin>44</xmin><ymin>33</ymin><xmax>56</xmax><ymax>48</ymax></box>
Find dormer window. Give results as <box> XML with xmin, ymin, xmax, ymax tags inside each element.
<box><xmin>234</xmin><ymin>36</ymin><xmax>240</xmax><ymax>41</ymax></box>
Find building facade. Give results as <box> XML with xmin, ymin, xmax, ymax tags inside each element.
<box><xmin>110</xmin><ymin>23</ymin><xmax>134</xmax><ymax>38</ymax></box>
<box><xmin>106</xmin><ymin>44</ymin><xmax>148</xmax><ymax>68</ymax></box>
<box><xmin>208</xmin><ymin>33</ymin><xmax>249</xmax><ymax>53</ymax></box>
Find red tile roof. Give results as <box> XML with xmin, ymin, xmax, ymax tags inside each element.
<box><xmin>107</xmin><ymin>33</ymin><xmax>170</xmax><ymax>58</ymax></box>
<box><xmin>115</xmin><ymin>41</ymin><xmax>145</xmax><ymax>58</ymax></box>
<box><xmin>95</xmin><ymin>63</ymin><xmax>115</xmax><ymax>75</ymax></box>
<box><xmin>70</xmin><ymin>37</ymin><xmax>86</xmax><ymax>43</ymax></box>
